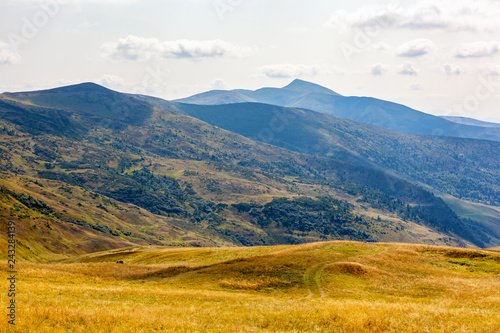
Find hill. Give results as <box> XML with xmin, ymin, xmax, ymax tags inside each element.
<box><xmin>4</xmin><ymin>82</ymin><xmax>154</xmax><ymax>127</ymax></box>
<box><xmin>2</xmin><ymin>241</ymin><xmax>499</xmax><ymax>332</ymax></box>
<box><xmin>171</xmin><ymin>102</ymin><xmax>500</xmax><ymax>207</ymax></box>
<box><xmin>441</xmin><ymin>116</ymin><xmax>500</xmax><ymax>128</ymax></box>
<box><xmin>0</xmin><ymin>83</ymin><xmax>496</xmax><ymax>260</ymax></box>
<box><xmin>178</xmin><ymin>79</ymin><xmax>500</xmax><ymax>143</ymax></box>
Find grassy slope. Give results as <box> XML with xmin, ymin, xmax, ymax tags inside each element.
<box><xmin>0</xmin><ymin>161</ymin><xmax>468</xmax><ymax>262</ymax></box>
<box><xmin>1</xmin><ymin>241</ymin><xmax>499</xmax><ymax>332</ymax></box>
<box><xmin>0</xmin><ymin>174</ymin><xmax>234</xmax><ymax>262</ymax></box>
<box><xmin>440</xmin><ymin>193</ymin><xmax>500</xmax><ymax>242</ymax></box>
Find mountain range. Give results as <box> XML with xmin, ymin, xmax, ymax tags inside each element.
<box><xmin>0</xmin><ymin>80</ymin><xmax>499</xmax><ymax>262</ymax></box>
<box><xmin>176</xmin><ymin>79</ymin><xmax>500</xmax><ymax>143</ymax></box>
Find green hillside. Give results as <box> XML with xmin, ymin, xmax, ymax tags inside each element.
<box><xmin>170</xmin><ymin>102</ymin><xmax>500</xmax><ymax>208</ymax></box>
<box><xmin>0</xmin><ymin>83</ymin><xmax>497</xmax><ymax>261</ymax></box>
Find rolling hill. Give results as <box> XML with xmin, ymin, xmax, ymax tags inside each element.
<box><xmin>0</xmin><ymin>82</ymin><xmax>498</xmax><ymax>262</ymax></box>
<box><xmin>167</xmin><ymin>101</ymin><xmax>500</xmax><ymax>208</ymax></box>
<box><xmin>3</xmin><ymin>241</ymin><xmax>499</xmax><ymax>332</ymax></box>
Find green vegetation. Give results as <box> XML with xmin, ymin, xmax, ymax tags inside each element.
<box><xmin>172</xmin><ymin>101</ymin><xmax>500</xmax><ymax>206</ymax></box>
<box><xmin>0</xmin><ymin>82</ymin><xmax>498</xmax><ymax>259</ymax></box>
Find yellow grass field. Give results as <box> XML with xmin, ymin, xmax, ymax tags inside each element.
<box><xmin>1</xmin><ymin>241</ymin><xmax>499</xmax><ymax>332</ymax></box>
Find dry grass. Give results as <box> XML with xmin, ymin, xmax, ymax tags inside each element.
<box><xmin>1</xmin><ymin>241</ymin><xmax>499</xmax><ymax>332</ymax></box>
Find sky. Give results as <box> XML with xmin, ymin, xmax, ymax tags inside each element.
<box><xmin>0</xmin><ymin>0</ymin><xmax>499</xmax><ymax>122</ymax></box>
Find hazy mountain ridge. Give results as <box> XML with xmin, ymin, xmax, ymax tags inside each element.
<box><xmin>0</xmin><ymin>82</ymin><xmax>498</xmax><ymax>262</ymax></box>
<box><xmin>177</xmin><ymin>79</ymin><xmax>500</xmax><ymax>143</ymax></box>
<box><xmin>175</xmin><ymin>90</ymin><xmax>257</xmax><ymax>105</ymax></box>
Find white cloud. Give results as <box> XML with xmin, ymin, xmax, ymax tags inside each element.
<box><xmin>444</xmin><ymin>64</ymin><xmax>462</xmax><ymax>76</ymax></box>
<box><xmin>96</xmin><ymin>74</ymin><xmax>126</xmax><ymax>89</ymax></box>
<box><xmin>369</xmin><ymin>63</ymin><xmax>389</xmax><ymax>76</ymax></box>
<box><xmin>455</xmin><ymin>41</ymin><xmax>500</xmax><ymax>58</ymax></box>
<box><xmin>211</xmin><ymin>78</ymin><xmax>228</xmax><ymax>90</ymax></box>
<box><xmin>326</xmin><ymin>0</ymin><xmax>500</xmax><ymax>33</ymax></box>
<box><xmin>259</xmin><ymin>64</ymin><xmax>343</xmax><ymax>79</ymax></box>
<box><xmin>372</xmin><ymin>42</ymin><xmax>390</xmax><ymax>51</ymax></box>
<box><xmin>397</xmin><ymin>39</ymin><xmax>433</xmax><ymax>57</ymax></box>
<box><xmin>101</xmin><ymin>35</ymin><xmax>253</xmax><ymax>61</ymax></box>
<box><xmin>409</xmin><ymin>83</ymin><xmax>423</xmax><ymax>91</ymax></box>
<box><xmin>398</xmin><ymin>62</ymin><xmax>418</xmax><ymax>76</ymax></box>
<box><xmin>442</xmin><ymin>63</ymin><xmax>500</xmax><ymax>76</ymax></box>
<box><xmin>0</xmin><ymin>42</ymin><xmax>20</xmax><ymax>65</ymax></box>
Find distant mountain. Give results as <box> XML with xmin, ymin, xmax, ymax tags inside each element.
<box><xmin>441</xmin><ymin>116</ymin><xmax>500</xmax><ymax>128</ymax></box>
<box><xmin>4</xmin><ymin>82</ymin><xmax>154</xmax><ymax>127</ymax></box>
<box><xmin>175</xmin><ymin>90</ymin><xmax>257</xmax><ymax>105</ymax></box>
<box><xmin>177</xmin><ymin>80</ymin><xmax>500</xmax><ymax>143</ymax></box>
<box><xmin>282</xmin><ymin>78</ymin><xmax>341</xmax><ymax>96</ymax></box>
<box><xmin>175</xmin><ymin>79</ymin><xmax>341</xmax><ymax>106</ymax></box>
<box><xmin>5</xmin><ymin>82</ymin><xmax>497</xmax><ymax>258</ymax></box>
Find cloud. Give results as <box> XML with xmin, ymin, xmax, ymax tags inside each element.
<box><xmin>369</xmin><ymin>63</ymin><xmax>389</xmax><ymax>76</ymax></box>
<box><xmin>0</xmin><ymin>42</ymin><xmax>20</xmax><ymax>65</ymax></box>
<box><xmin>397</xmin><ymin>39</ymin><xmax>433</xmax><ymax>57</ymax></box>
<box><xmin>259</xmin><ymin>64</ymin><xmax>343</xmax><ymax>79</ymax></box>
<box><xmin>442</xmin><ymin>63</ymin><xmax>500</xmax><ymax>76</ymax></box>
<box><xmin>444</xmin><ymin>64</ymin><xmax>462</xmax><ymax>75</ymax></box>
<box><xmin>96</xmin><ymin>74</ymin><xmax>126</xmax><ymax>89</ymax></box>
<box><xmin>101</xmin><ymin>35</ymin><xmax>253</xmax><ymax>61</ymax></box>
<box><xmin>409</xmin><ymin>83</ymin><xmax>423</xmax><ymax>91</ymax></box>
<box><xmin>326</xmin><ymin>0</ymin><xmax>500</xmax><ymax>33</ymax></box>
<box><xmin>398</xmin><ymin>62</ymin><xmax>418</xmax><ymax>76</ymax></box>
<box><xmin>211</xmin><ymin>79</ymin><xmax>228</xmax><ymax>90</ymax></box>
<box><xmin>455</xmin><ymin>41</ymin><xmax>500</xmax><ymax>58</ymax></box>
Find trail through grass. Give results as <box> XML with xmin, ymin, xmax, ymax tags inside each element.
<box><xmin>1</xmin><ymin>241</ymin><xmax>499</xmax><ymax>332</ymax></box>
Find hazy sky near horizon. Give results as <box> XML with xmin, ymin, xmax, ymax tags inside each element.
<box><xmin>0</xmin><ymin>0</ymin><xmax>499</xmax><ymax>122</ymax></box>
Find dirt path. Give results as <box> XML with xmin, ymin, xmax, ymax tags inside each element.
<box><xmin>304</xmin><ymin>263</ymin><xmax>327</xmax><ymax>298</ymax></box>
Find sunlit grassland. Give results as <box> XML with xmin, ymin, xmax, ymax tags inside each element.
<box><xmin>1</xmin><ymin>241</ymin><xmax>499</xmax><ymax>332</ymax></box>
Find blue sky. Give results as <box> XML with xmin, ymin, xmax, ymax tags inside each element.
<box><xmin>1</xmin><ymin>0</ymin><xmax>499</xmax><ymax>122</ymax></box>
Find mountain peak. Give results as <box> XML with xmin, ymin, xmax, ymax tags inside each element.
<box><xmin>43</xmin><ymin>82</ymin><xmax>112</xmax><ymax>94</ymax></box>
<box><xmin>4</xmin><ymin>82</ymin><xmax>113</xmax><ymax>96</ymax></box>
<box><xmin>282</xmin><ymin>79</ymin><xmax>340</xmax><ymax>96</ymax></box>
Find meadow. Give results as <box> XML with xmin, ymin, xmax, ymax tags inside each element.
<box><xmin>1</xmin><ymin>241</ymin><xmax>499</xmax><ymax>332</ymax></box>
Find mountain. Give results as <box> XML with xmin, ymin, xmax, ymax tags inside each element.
<box><xmin>0</xmin><ymin>82</ymin><xmax>498</xmax><ymax>262</ymax></box>
<box><xmin>4</xmin><ymin>82</ymin><xmax>154</xmax><ymax>127</ymax></box>
<box><xmin>282</xmin><ymin>78</ymin><xmax>341</xmax><ymax>96</ymax></box>
<box><xmin>177</xmin><ymin>80</ymin><xmax>500</xmax><ymax>143</ymax></box>
<box><xmin>174</xmin><ymin>90</ymin><xmax>257</xmax><ymax>105</ymax></box>
<box><xmin>171</xmin><ymin>101</ymin><xmax>500</xmax><ymax>206</ymax></box>
<box><xmin>176</xmin><ymin>79</ymin><xmax>340</xmax><ymax>107</ymax></box>
<box><xmin>441</xmin><ymin>116</ymin><xmax>500</xmax><ymax>128</ymax></box>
